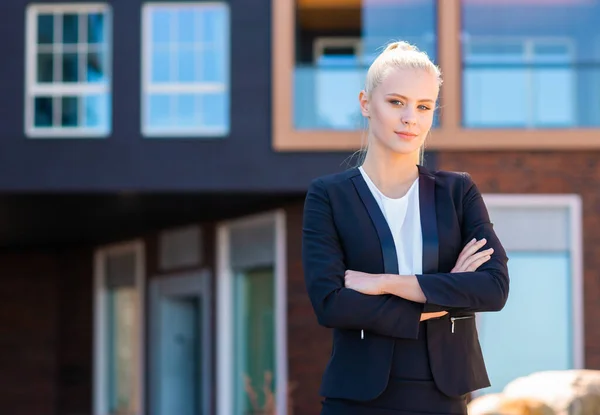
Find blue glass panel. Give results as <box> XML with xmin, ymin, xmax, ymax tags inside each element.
<box><xmin>152</xmin><ymin>49</ymin><xmax>171</xmax><ymax>83</ymax></box>
<box><xmin>293</xmin><ymin>0</ymin><xmax>437</xmax><ymax>130</ymax></box>
<box><xmin>152</xmin><ymin>9</ymin><xmax>172</xmax><ymax>44</ymax></box>
<box><xmin>37</xmin><ymin>14</ymin><xmax>54</xmax><ymax>44</ymax></box>
<box><xmin>63</xmin><ymin>14</ymin><xmax>79</xmax><ymax>44</ymax></box>
<box><xmin>88</xmin><ymin>13</ymin><xmax>105</xmax><ymax>44</ymax></box>
<box><xmin>85</xmin><ymin>94</ymin><xmax>110</xmax><ymax>131</ymax></box>
<box><xmin>87</xmin><ymin>52</ymin><xmax>106</xmax><ymax>83</ymax></box>
<box><xmin>37</xmin><ymin>53</ymin><xmax>54</xmax><ymax>83</ymax></box>
<box><xmin>361</xmin><ymin>1</ymin><xmax>436</xmax><ymax>62</ymax></box>
<box><xmin>177</xmin><ymin>9</ymin><xmax>195</xmax><ymax>43</ymax></box>
<box><xmin>462</xmin><ymin>0</ymin><xmax>600</xmax><ymax>128</ymax></box>
<box><xmin>198</xmin><ymin>8</ymin><xmax>220</xmax><ymax>44</ymax></box>
<box><xmin>61</xmin><ymin>96</ymin><xmax>79</xmax><ymax>126</ymax></box>
<box><xmin>199</xmin><ymin>48</ymin><xmax>223</xmax><ymax>83</ymax></box>
<box><xmin>477</xmin><ymin>252</ymin><xmax>572</xmax><ymax>395</ymax></box>
<box><xmin>177</xmin><ymin>48</ymin><xmax>195</xmax><ymax>83</ymax></box>
<box><xmin>198</xmin><ymin>93</ymin><xmax>228</xmax><ymax>129</ymax></box>
<box><xmin>148</xmin><ymin>94</ymin><xmax>173</xmax><ymax>128</ymax></box>
<box><xmin>62</xmin><ymin>53</ymin><xmax>79</xmax><ymax>83</ymax></box>
<box><xmin>176</xmin><ymin>94</ymin><xmax>197</xmax><ymax>127</ymax></box>
<box><xmin>34</xmin><ymin>96</ymin><xmax>53</xmax><ymax>127</ymax></box>
<box><xmin>464</xmin><ymin>68</ymin><xmax>529</xmax><ymax>127</ymax></box>
<box><xmin>294</xmin><ymin>66</ymin><xmax>367</xmax><ymax>130</ymax></box>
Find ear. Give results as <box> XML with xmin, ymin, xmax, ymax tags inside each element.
<box><xmin>359</xmin><ymin>90</ymin><xmax>370</xmax><ymax>118</ymax></box>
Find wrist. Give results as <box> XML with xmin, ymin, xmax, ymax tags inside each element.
<box><xmin>378</xmin><ymin>273</ymin><xmax>398</xmax><ymax>295</ymax></box>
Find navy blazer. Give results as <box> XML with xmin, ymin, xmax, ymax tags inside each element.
<box><xmin>302</xmin><ymin>165</ymin><xmax>509</xmax><ymax>400</ymax></box>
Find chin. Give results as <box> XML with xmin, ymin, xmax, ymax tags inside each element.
<box><xmin>386</xmin><ymin>141</ymin><xmax>422</xmax><ymax>156</ymax></box>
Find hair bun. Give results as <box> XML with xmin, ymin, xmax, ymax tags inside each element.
<box><xmin>385</xmin><ymin>41</ymin><xmax>418</xmax><ymax>53</ymax></box>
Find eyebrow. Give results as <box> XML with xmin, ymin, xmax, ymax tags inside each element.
<box><xmin>385</xmin><ymin>93</ymin><xmax>435</xmax><ymax>104</ymax></box>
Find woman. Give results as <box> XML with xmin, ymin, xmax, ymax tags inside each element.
<box><xmin>302</xmin><ymin>41</ymin><xmax>510</xmax><ymax>415</ymax></box>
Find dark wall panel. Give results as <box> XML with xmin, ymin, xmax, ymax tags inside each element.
<box><xmin>0</xmin><ymin>0</ymin><xmax>355</xmax><ymax>192</ymax></box>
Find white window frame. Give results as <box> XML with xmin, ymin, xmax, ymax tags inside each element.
<box><xmin>25</xmin><ymin>3</ymin><xmax>112</xmax><ymax>138</ymax></box>
<box><xmin>216</xmin><ymin>210</ymin><xmax>288</xmax><ymax>415</ymax></box>
<box><xmin>93</xmin><ymin>239</ymin><xmax>146</xmax><ymax>415</ymax></box>
<box><xmin>481</xmin><ymin>194</ymin><xmax>584</xmax><ymax>369</ymax></box>
<box><xmin>141</xmin><ymin>2</ymin><xmax>230</xmax><ymax>137</ymax></box>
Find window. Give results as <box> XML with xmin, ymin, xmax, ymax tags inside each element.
<box><xmin>294</xmin><ymin>0</ymin><xmax>437</xmax><ymax>130</ymax></box>
<box><xmin>217</xmin><ymin>211</ymin><xmax>287</xmax><ymax>415</ymax></box>
<box><xmin>462</xmin><ymin>0</ymin><xmax>600</xmax><ymax>128</ymax></box>
<box><xmin>94</xmin><ymin>241</ymin><xmax>145</xmax><ymax>415</ymax></box>
<box><xmin>474</xmin><ymin>195</ymin><xmax>583</xmax><ymax>395</ymax></box>
<box><xmin>142</xmin><ymin>3</ymin><xmax>230</xmax><ymax>137</ymax></box>
<box><xmin>26</xmin><ymin>4</ymin><xmax>111</xmax><ymax>137</ymax></box>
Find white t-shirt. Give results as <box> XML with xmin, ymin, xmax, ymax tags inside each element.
<box><xmin>359</xmin><ymin>167</ymin><xmax>423</xmax><ymax>275</ymax></box>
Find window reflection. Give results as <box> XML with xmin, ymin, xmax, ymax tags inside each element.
<box><xmin>143</xmin><ymin>4</ymin><xmax>229</xmax><ymax>136</ymax></box>
<box><xmin>462</xmin><ymin>0</ymin><xmax>600</xmax><ymax>128</ymax></box>
<box><xmin>29</xmin><ymin>7</ymin><xmax>110</xmax><ymax>135</ymax></box>
<box><xmin>294</xmin><ymin>0</ymin><xmax>437</xmax><ymax>130</ymax></box>
<box><xmin>477</xmin><ymin>252</ymin><xmax>572</xmax><ymax>394</ymax></box>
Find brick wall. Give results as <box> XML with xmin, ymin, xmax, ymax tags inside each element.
<box><xmin>0</xmin><ymin>252</ymin><xmax>60</xmax><ymax>415</ymax></box>
<box><xmin>437</xmin><ymin>151</ymin><xmax>600</xmax><ymax>369</ymax></box>
<box><xmin>286</xmin><ymin>204</ymin><xmax>331</xmax><ymax>415</ymax></box>
<box><xmin>56</xmin><ymin>248</ymin><xmax>94</xmax><ymax>415</ymax></box>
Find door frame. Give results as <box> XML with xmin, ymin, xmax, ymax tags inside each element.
<box><xmin>149</xmin><ymin>269</ymin><xmax>212</xmax><ymax>415</ymax></box>
<box><xmin>216</xmin><ymin>209</ymin><xmax>288</xmax><ymax>415</ymax></box>
<box><xmin>93</xmin><ymin>239</ymin><xmax>146</xmax><ymax>415</ymax></box>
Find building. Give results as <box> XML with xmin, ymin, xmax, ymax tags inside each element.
<box><xmin>1</xmin><ymin>0</ymin><xmax>599</xmax><ymax>414</ymax></box>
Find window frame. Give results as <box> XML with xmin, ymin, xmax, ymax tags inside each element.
<box><xmin>272</xmin><ymin>0</ymin><xmax>600</xmax><ymax>151</ymax></box>
<box><xmin>93</xmin><ymin>239</ymin><xmax>146</xmax><ymax>415</ymax></box>
<box><xmin>216</xmin><ymin>210</ymin><xmax>288</xmax><ymax>415</ymax></box>
<box><xmin>480</xmin><ymin>194</ymin><xmax>584</xmax><ymax>371</ymax></box>
<box><xmin>25</xmin><ymin>3</ymin><xmax>112</xmax><ymax>138</ymax></box>
<box><xmin>140</xmin><ymin>2</ymin><xmax>230</xmax><ymax>138</ymax></box>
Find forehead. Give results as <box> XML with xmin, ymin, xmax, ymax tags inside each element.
<box><xmin>376</xmin><ymin>67</ymin><xmax>439</xmax><ymax>100</ymax></box>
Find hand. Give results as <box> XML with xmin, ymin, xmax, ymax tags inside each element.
<box><xmin>344</xmin><ymin>270</ymin><xmax>385</xmax><ymax>295</ymax></box>
<box><xmin>451</xmin><ymin>238</ymin><xmax>494</xmax><ymax>273</ymax></box>
<box><xmin>420</xmin><ymin>311</ymin><xmax>448</xmax><ymax>321</ymax></box>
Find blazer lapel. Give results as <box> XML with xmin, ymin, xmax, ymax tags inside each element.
<box><xmin>351</xmin><ymin>173</ymin><xmax>399</xmax><ymax>275</ymax></box>
<box><xmin>418</xmin><ymin>165</ymin><xmax>439</xmax><ymax>274</ymax></box>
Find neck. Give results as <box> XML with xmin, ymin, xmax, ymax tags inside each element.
<box><xmin>361</xmin><ymin>145</ymin><xmax>420</xmax><ymax>199</ymax></box>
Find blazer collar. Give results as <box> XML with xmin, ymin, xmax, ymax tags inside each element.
<box><xmin>350</xmin><ymin>165</ymin><xmax>439</xmax><ymax>275</ymax></box>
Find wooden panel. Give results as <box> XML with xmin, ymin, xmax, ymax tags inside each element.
<box><xmin>272</xmin><ymin>0</ymin><xmax>600</xmax><ymax>152</ymax></box>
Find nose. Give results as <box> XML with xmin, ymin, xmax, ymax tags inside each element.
<box><xmin>401</xmin><ymin>108</ymin><xmax>417</xmax><ymax>126</ymax></box>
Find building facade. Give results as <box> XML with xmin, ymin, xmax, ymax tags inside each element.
<box><xmin>1</xmin><ymin>0</ymin><xmax>599</xmax><ymax>414</ymax></box>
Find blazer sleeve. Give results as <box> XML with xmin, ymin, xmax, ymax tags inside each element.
<box><xmin>416</xmin><ymin>174</ymin><xmax>510</xmax><ymax>313</ymax></box>
<box><xmin>302</xmin><ymin>178</ymin><xmax>423</xmax><ymax>339</ymax></box>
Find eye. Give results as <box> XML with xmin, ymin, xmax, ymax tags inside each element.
<box><xmin>389</xmin><ymin>100</ymin><xmax>403</xmax><ymax>106</ymax></box>
<box><xmin>418</xmin><ymin>105</ymin><xmax>431</xmax><ymax>111</ymax></box>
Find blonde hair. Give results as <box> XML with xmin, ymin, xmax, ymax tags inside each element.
<box><xmin>349</xmin><ymin>40</ymin><xmax>442</xmax><ymax>168</ymax></box>
<box><xmin>365</xmin><ymin>40</ymin><xmax>442</xmax><ymax>99</ymax></box>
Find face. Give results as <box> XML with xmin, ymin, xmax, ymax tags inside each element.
<box><xmin>359</xmin><ymin>67</ymin><xmax>439</xmax><ymax>157</ymax></box>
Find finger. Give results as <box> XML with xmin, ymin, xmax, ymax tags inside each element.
<box><xmin>461</xmin><ymin>248</ymin><xmax>493</xmax><ymax>272</ymax></box>
<box><xmin>456</xmin><ymin>239</ymin><xmax>488</xmax><ymax>269</ymax></box>
<box><xmin>456</xmin><ymin>238</ymin><xmax>485</xmax><ymax>266</ymax></box>
<box><xmin>466</xmin><ymin>255</ymin><xmax>492</xmax><ymax>272</ymax></box>
<box><xmin>462</xmin><ymin>238</ymin><xmax>488</xmax><ymax>258</ymax></box>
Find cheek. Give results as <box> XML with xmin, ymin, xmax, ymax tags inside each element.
<box><xmin>419</xmin><ymin>112</ymin><xmax>435</xmax><ymax>129</ymax></box>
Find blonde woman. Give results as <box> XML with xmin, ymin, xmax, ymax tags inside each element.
<box><xmin>302</xmin><ymin>41</ymin><xmax>510</xmax><ymax>414</ymax></box>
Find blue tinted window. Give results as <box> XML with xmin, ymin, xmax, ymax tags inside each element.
<box><xmin>148</xmin><ymin>94</ymin><xmax>172</xmax><ymax>128</ymax></box>
<box><xmin>462</xmin><ymin>0</ymin><xmax>600</xmax><ymax>128</ymax></box>
<box><xmin>145</xmin><ymin>5</ymin><xmax>229</xmax><ymax>136</ymax></box>
<box><xmin>62</xmin><ymin>14</ymin><xmax>79</xmax><ymax>44</ymax></box>
<box><xmin>478</xmin><ymin>252</ymin><xmax>572</xmax><ymax>394</ymax></box>
<box><xmin>177</xmin><ymin>10</ymin><xmax>195</xmax><ymax>43</ymax></box>
<box><xmin>294</xmin><ymin>1</ymin><xmax>438</xmax><ymax>130</ymax></box>
<box><xmin>152</xmin><ymin>9</ymin><xmax>171</xmax><ymax>44</ymax></box>
<box><xmin>29</xmin><ymin>8</ymin><xmax>111</xmax><ymax>136</ymax></box>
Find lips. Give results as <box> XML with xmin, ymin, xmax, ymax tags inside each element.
<box><xmin>395</xmin><ymin>131</ymin><xmax>418</xmax><ymax>140</ymax></box>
